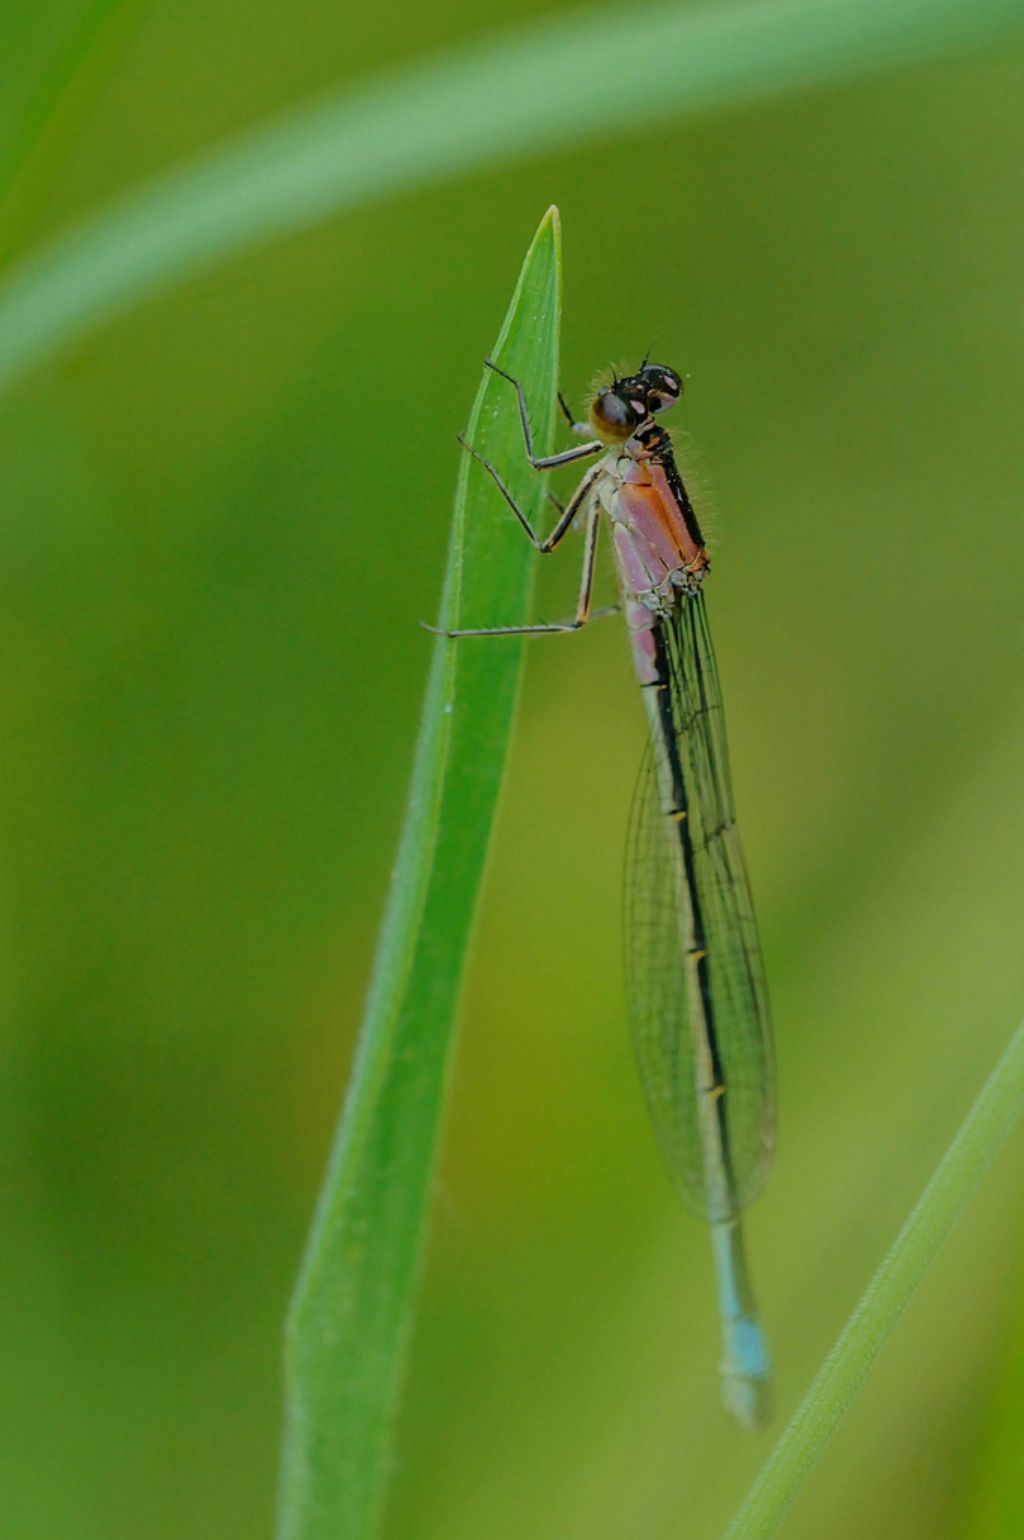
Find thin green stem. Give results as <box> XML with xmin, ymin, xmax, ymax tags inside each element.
<box><xmin>725</xmin><ymin>1020</ymin><xmax>1024</xmax><ymax>1540</ymax></box>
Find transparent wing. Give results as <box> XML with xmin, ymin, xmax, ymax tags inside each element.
<box><xmin>623</xmin><ymin>593</ymin><xmax>775</xmax><ymax>1219</ymax></box>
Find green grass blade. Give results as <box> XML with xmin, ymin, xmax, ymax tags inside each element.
<box><xmin>1</xmin><ymin>0</ymin><xmax>1022</xmax><ymax>390</ymax></box>
<box><xmin>276</xmin><ymin>207</ymin><xmax>561</xmax><ymax>1540</ymax></box>
<box><xmin>725</xmin><ymin>1019</ymin><xmax>1024</xmax><ymax>1540</ymax></box>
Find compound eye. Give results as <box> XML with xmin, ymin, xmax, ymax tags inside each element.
<box><xmin>640</xmin><ymin>366</ymin><xmax>683</xmax><ymax>412</ymax></box>
<box><xmin>593</xmin><ymin>389</ymin><xmax>631</xmax><ymax>431</ymax></box>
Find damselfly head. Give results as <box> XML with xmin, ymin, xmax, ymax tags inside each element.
<box><xmin>637</xmin><ymin>364</ymin><xmax>683</xmax><ymax>415</ymax></box>
<box><xmin>588</xmin><ymin>363</ymin><xmax>683</xmax><ymax>443</ymax></box>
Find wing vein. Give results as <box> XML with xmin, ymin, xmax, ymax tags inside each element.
<box><xmin>623</xmin><ymin>592</ymin><xmax>775</xmax><ymax>1219</ymax></box>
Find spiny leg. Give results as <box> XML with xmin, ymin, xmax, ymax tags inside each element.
<box><xmin>459</xmin><ymin>434</ymin><xmax>602</xmax><ymax>553</ymax></box>
<box><xmin>432</xmin><ymin>364</ymin><xmax>609</xmax><ymax>636</ymax></box>
<box><xmin>483</xmin><ymin>359</ymin><xmax>602</xmax><ymax>469</ymax></box>
<box><xmin>429</xmin><ymin>499</ymin><xmax>603</xmax><ymax>639</ymax></box>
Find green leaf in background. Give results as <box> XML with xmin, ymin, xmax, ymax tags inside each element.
<box><xmin>277</xmin><ymin>206</ymin><xmax>561</xmax><ymax>1540</ymax></box>
<box><xmin>0</xmin><ymin>0</ymin><xmax>148</xmax><ymax>258</ymax></box>
<box><xmin>1</xmin><ymin>0</ymin><xmax>1022</xmax><ymax>390</ymax></box>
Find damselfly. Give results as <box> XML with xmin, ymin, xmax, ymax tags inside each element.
<box><xmin>440</xmin><ymin>359</ymin><xmax>776</xmax><ymax>1428</ymax></box>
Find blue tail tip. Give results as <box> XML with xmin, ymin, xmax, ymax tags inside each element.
<box><xmin>721</xmin><ymin>1368</ymin><xmax>772</xmax><ymax>1430</ymax></box>
<box><xmin>721</xmin><ymin>1319</ymin><xmax>772</xmax><ymax>1430</ymax></box>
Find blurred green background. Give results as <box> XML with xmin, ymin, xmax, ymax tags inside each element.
<box><xmin>3</xmin><ymin>4</ymin><xmax>1024</xmax><ymax>1537</ymax></box>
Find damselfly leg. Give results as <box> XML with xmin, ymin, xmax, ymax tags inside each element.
<box><xmin>456</xmin><ymin>433</ymin><xmax>602</xmax><ymax>554</ymax></box>
<box><xmin>433</xmin><ymin>363</ymin><xmax>609</xmax><ymax>639</ymax></box>
<box><xmin>482</xmin><ymin>359</ymin><xmax>603</xmax><ymax>470</ymax></box>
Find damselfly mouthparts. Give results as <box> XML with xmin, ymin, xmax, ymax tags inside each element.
<box><xmin>439</xmin><ymin>360</ymin><xmax>776</xmax><ymax>1428</ymax></box>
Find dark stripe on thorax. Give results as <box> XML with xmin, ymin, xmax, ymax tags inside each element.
<box><xmin>642</xmin><ymin>424</ymin><xmax>706</xmax><ymax>552</ymax></box>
